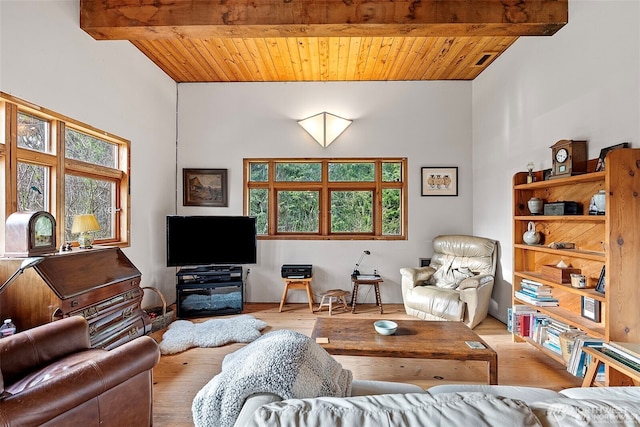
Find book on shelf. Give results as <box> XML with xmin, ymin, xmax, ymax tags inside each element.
<box><xmin>520</xmin><ymin>280</ymin><xmax>552</xmax><ymax>293</ymax></box>
<box><xmin>514</xmin><ymin>290</ymin><xmax>559</xmax><ymax>307</ymax></box>
<box><xmin>508</xmin><ymin>304</ymin><xmax>538</xmax><ymax>335</ymax></box>
<box><xmin>519</xmin><ymin>287</ymin><xmax>553</xmax><ymax>297</ymax></box>
<box><xmin>603</xmin><ymin>342</ymin><xmax>640</xmax><ymax>366</ymax></box>
<box><xmin>599</xmin><ymin>347</ymin><xmax>640</xmax><ymax>373</ymax></box>
<box><xmin>566</xmin><ymin>334</ymin><xmax>605</xmax><ymax>378</ymax></box>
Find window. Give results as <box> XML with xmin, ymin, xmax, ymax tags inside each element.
<box><xmin>1</xmin><ymin>92</ymin><xmax>131</xmax><ymax>248</ymax></box>
<box><xmin>244</xmin><ymin>158</ymin><xmax>407</xmax><ymax>240</ymax></box>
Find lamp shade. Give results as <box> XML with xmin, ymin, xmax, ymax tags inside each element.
<box><xmin>71</xmin><ymin>214</ymin><xmax>100</xmax><ymax>233</ymax></box>
<box><xmin>298</xmin><ymin>112</ymin><xmax>352</xmax><ymax>148</ymax></box>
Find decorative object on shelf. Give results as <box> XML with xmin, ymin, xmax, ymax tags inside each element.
<box><xmin>549</xmin><ymin>139</ymin><xmax>588</xmax><ymax>179</ymax></box>
<box><xmin>541</xmin><ymin>261</ymin><xmax>581</xmax><ymax>284</ymax></box>
<box><xmin>526</xmin><ymin>162</ymin><xmax>535</xmax><ymax>183</ymax></box>
<box><xmin>543</xmin><ymin>168</ymin><xmax>553</xmax><ymax>180</ymax></box>
<box><xmin>547</xmin><ymin>242</ymin><xmax>575</xmax><ymax>250</ymax></box>
<box><xmin>595</xmin><ymin>266</ymin><xmax>606</xmax><ymax>294</ymax></box>
<box><xmin>183</xmin><ymin>168</ymin><xmax>228</xmax><ymax>207</ymax></box>
<box><xmin>0</xmin><ymin>256</ymin><xmax>44</xmax><ymax>296</ymax></box>
<box><xmin>589</xmin><ymin>190</ymin><xmax>606</xmax><ymax>215</ymax></box>
<box><xmin>71</xmin><ymin>214</ymin><xmax>100</xmax><ymax>249</ymax></box>
<box><xmin>297</xmin><ymin>111</ymin><xmax>352</xmax><ymax>148</ymax></box>
<box><xmin>543</xmin><ymin>201</ymin><xmax>582</xmax><ymax>215</ymax></box>
<box><xmin>420</xmin><ymin>167</ymin><xmax>458</xmax><ymax>196</ymax></box>
<box><xmin>595</xmin><ymin>142</ymin><xmax>630</xmax><ymax>172</ymax></box>
<box><xmin>581</xmin><ymin>296</ymin><xmax>601</xmax><ymax>322</ymax></box>
<box><xmin>527</xmin><ymin>197</ymin><xmax>543</xmax><ymax>215</ymax></box>
<box><xmin>4</xmin><ymin>211</ymin><xmax>57</xmax><ymax>257</ymax></box>
<box><xmin>523</xmin><ymin>221</ymin><xmax>541</xmax><ymax>245</ymax></box>
<box><xmin>570</xmin><ymin>273</ymin><xmax>587</xmax><ymax>289</ymax></box>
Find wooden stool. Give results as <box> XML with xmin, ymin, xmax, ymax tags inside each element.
<box><xmin>279</xmin><ymin>277</ymin><xmax>314</xmax><ymax>312</ymax></box>
<box><xmin>315</xmin><ymin>289</ymin><xmax>350</xmax><ymax>315</ymax></box>
<box><xmin>351</xmin><ymin>276</ymin><xmax>384</xmax><ymax>314</ymax></box>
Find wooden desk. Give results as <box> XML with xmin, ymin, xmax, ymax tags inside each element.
<box><xmin>582</xmin><ymin>346</ymin><xmax>640</xmax><ymax>387</ymax></box>
<box><xmin>351</xmin><ymin>275</ymin><xmax>383</xmax><ymax>314</ymax></box>
<box><xmin>312</xmin><ymin>317</ymin><xmax>498</xmax><ymax>384</ymax></box>
<box><xmin>279</xmin><ymin>277</ymin><xmax>314</xmax><ymax>312</ymax></box>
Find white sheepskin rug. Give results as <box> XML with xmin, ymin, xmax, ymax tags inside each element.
<box><xmin>159</xmin><ymin>314</ymin><xmax>268</xmax><ymax>355</ymax></box>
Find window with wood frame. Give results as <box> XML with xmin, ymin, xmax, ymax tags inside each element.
<box><xmin>244</xmin><ymin>158</ymin><xmax>407</xmax><ymax>240</ymax></box>
<box><xmin>0</xmin><ymin>92</ymin><xmax>131</xmax><ymax>248</ymax></box>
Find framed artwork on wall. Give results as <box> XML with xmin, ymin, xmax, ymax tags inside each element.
<box><xmin>581</xmin><ymin>296</ymin><xmax>601</xmax><ymax>322</ymax></box>
<box><xmin>183</xmin><ymin>168</ymin><xmax>228</xmax><ymax>207</ymax></box>
<box><xmin>595</xmin><ymin>265</ymin><xmax>606</xmax><ymax>294</ymax></box>
<box><xmin>594</xmin><ymin>142</ymin><xmax>630</xmax><ymax>172</ymax></box>
<box><xmin>421</xmin><ymin>167</ymin><xmax>458</xmax><ymax>197</ymax></box>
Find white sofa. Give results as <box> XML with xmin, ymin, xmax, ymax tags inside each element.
<box><xmin>236</xmin><ymin>381</ymin><xmax>640</xmax><ymax>426</ymax></box>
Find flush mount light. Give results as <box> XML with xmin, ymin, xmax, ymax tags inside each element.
<box><xmin>297</xmin><ymin>112</ymin><xmax>352</xmax><ymax>148</ymax></box>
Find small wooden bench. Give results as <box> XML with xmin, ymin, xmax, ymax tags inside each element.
<box><xmin>279</xmin><ymin>277</ymin><xmax>314</xmax><ymax>312</ymax></box>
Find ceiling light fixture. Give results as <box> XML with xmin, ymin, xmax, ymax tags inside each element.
<box><xmin>298</xmin><ymin>112</ymin><xmax>352</xmax><ymax>148</ymax></box>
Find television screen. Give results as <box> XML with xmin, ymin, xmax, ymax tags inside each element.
<box><xmin>166</xmin><ymin>215</ymin><xmax>257</xmax><ymax>267</ymax></box>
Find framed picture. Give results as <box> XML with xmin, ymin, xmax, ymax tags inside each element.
<box><xmin>421</xmin><ymin>167</ymin><xmax>458</xmax><ymax>196</ymax></box>
<box><xmin>183</xmin><ymin>168</ymin><xmax>228</xmax><ymax>207</ymax></box>
<box><xmin>581</xmin><ymin>296</ymin><xmax>601</xmax><ymax>322</ymax></box>
<box><xmin>595</xmin><ymin>265</ymin><xmax>606</xmax><ymax>294</ymax></box>
<box><xmin>595</xmin><ymin>142</ymin><xmax>630</xmax><ymax>172</ymax></box>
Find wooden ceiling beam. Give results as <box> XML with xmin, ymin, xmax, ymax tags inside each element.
<box><xmin>80</xmin><ymin>0</ymin><xmax>567</xmax><ymax>40</ymax></box>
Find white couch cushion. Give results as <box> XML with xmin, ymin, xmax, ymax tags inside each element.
<box><xmin>428</xmin><ymin>384</ymin><xmax>562</xmax><ymax>404</ymax></box>
<box><xmin>248</xmin><ymin>392</ymin><xmax>542</xmax><ymax>427</ymax></box>
<box><xmin>531</xmin><ymin>398</ymin><xmax>640</xmax><ymax>427</ymax></box>
<box><xmin>560</xmin><ymin>386</ymin><xmax>640</xmax><ymax>401</ymax></box>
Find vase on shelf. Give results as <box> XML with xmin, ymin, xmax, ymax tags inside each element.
<box><xmin>523</xmin><ymin>221</ymin><xmax>541</xmax><ymax>245</ymax></box>
<box><xmin>528</xmin><ymin>197</ymin><xmax>543</xmax><ymax>215</ymax></box>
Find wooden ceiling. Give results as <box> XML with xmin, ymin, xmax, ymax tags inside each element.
<box><xmin>80</xmin><ymin>1</ymin><xmax>567</xmax><ymax>83</ymax></box>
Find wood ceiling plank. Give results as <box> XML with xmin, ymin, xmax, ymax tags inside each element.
<box><xmin>191</xmin><ymin>39</ymin><xmax>234</xmax><ymax>82</ymax></box>
<box><xmin>344</xmin><ymin>37</ymin><xmax>363</xmax><ymax>81</ymax></box>
<box><xmin>384</xmin><ymin>37</ymin><xmax>422</xmax><ymax>81</ymax></box>
<box><xmin>296</xmin><ymin>38</ymin><xmax>314</xmax><ymax>82</ymax></box>
<box><xmin>131</xmin><ymin>40</ymin><xmax>188</xmax><ymax>82</ymax></box>
<box><xmin>377</xmin><ymin>37</ymin><xmax>405</xmax><ymax>81</ymax></box>
<box><xmin>205</xmin><ymin>38</ymin><xmax>247</xmax><ymax>82</ymax></box>
<box><xmin>81</xmin><ymin>0</ymin><xmax>567</xmax><ymax>39</ymax></box>
<box><xmin>370</xmin><ymin>37</ymin><xmax>396</xmax><ymax>81</ymax></box>
<box><xmin>334</xmin><ymin>37</ymin><xmax>351</xmax><ymax>81</ymax></box>
<box><xmin>282</xmin><ymin>38</ymin><xmax>304</xmax><ymax>81</ymax></box>
<box><xmin>353</xmin><ymin>37</ymin><xmax>374</xmax><ymax>81</ymax></box>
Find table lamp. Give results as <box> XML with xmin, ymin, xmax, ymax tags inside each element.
<box><xmin>71</xmin><ymin>214</ymin><xmax>100</xmax><ymax>249</ymax></box>
<box><xmin>0</xmin><ymin>256</ymin><xmax>45</xmax><ymax>296</ymax></box>
<box><xmin>352</xmin><ymin>250</ymin><xmax>370</xmax><ymax>276</ymax></box>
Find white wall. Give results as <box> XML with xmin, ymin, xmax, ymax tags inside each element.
<box><xmin>472</xmin><ymin>0</ymin><xmax>640</xmax><ymax>322</ymax></box>
<box><xmin>178</xmin><ymin>82</ymin><xmax>474</xmax><ymax>303</ymax></box>
<box><xmin>0</xmin><ymin>1</ymin><xmax>178</xmax><ymax>304</ymax></box>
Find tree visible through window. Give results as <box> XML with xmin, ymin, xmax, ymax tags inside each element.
<box><xmin>1</xmin><ymin>93</ymin><xmax>130</xmax><ymax>248</ymax></box>
<box><xmin>244</xmin><ymin>158</ymin><xmax>407</xmax><ymax>240</ymax></box>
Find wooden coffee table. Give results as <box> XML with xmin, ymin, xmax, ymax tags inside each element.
<box><xmin>311</xmin><ymin>317</ymin><xmax>498</xmax><ymax>384</ymax></box>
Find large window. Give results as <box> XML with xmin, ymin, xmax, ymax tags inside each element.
<box><xmin>244</xmin><ymin>158</ymin><xmax>407</xmax><ymax>240</ymax></box>
<box><xmin>1</xmin><ymin>93</ymin><xmax>131</xmax><ymax>248</ymax></box>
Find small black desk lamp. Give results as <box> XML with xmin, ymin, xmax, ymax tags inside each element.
<box><xmin>0</xmin><ymin>257</ymin><xmax>45</xmax><ymax>295</ymax></box>
<box><xmin>352</xmin><ymin>250</ymin><xmax>370</xmax><ymax>276</ymax></box>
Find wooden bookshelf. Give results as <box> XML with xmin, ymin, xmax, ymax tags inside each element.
<box><xmin>512</xmin><ymin>148</ymin><xmax>640</xmax><ymax>386</ymax></box>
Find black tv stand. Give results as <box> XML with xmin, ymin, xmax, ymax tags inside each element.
<box><xmin>176</xmin><ymin>266</ymin><xmax>243</xmax><ymax>318</ymax></box>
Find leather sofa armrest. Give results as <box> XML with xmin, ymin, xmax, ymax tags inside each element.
<box><xmin>400</xmin><ymin>267</ymin><xmax>436</xmax><ymax>287</ymax></box>
<box><xmin>0</xmin><ymin>336</ymin><xmax>159</xmax><ymax>425</ymax></box>
<box><xmin>458</xmin><ymin>274</ymin><xmax>493</xmax><ymax>290</ymax></box>
<box><xmin>0</xmin><ymin>316</ymin><xmax>90</xmax><ymax>386</ymax></box>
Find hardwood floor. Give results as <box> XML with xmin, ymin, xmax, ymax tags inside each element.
<box><xmin>151</xmin><ymin>303</ymin><xmax>581</xmax><ymax>426</ymax></box>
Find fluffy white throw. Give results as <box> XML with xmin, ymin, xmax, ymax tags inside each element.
<box><xmin>192</xmin><ymin>329</ymin><xmax>353</xmax><ymax>427</ymax></box>
<box><xmin>159</xmin><ymin>315</ymin><xmax>268</xmax><ymax>355</ymax></box>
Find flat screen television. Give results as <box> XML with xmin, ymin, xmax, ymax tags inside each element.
<box><xmin>166</xmin><ymin>215</ymin><xmax>257</xmax><ymax>267</ymax></box>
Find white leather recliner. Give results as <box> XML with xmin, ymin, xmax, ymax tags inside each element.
<box><xmin>400</xmin><ymin>235</ymin><xmax>498</xmax><ymax>329</ymax></box>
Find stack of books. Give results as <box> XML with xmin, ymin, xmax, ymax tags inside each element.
<box><xmin>541</xmin><ymin>318</ymin><xmax>579</xmax><ymax>355</ymax></box>
<box><xmin>514</xmin><ymin>278</ymin><xmax>559</xmax><ymax>307</ymax></box>
<box><xmin>507</xmin><ymin>304</ymin><xmax>539</xmax><ymax>337</ymax></box>
<box><xmin>601</xmin><ymin>342</ymin><xmax>640</xmax><ymax>373</ymax></box>
<box><xmin>567</xmin><ymin>334</ymin><xmax>605</xmax><ymax>379</ymax></box>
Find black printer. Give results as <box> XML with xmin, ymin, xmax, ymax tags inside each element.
<box><xmin>281</xmin><ymin>264</ymin><xmax>313</xmax><ymax>278</ymax></box>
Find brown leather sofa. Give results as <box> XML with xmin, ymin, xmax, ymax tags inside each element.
<box><xmin>0</xmin><ymin>316</ymin><xmax>160</xmax><ymax>426</ymax></box>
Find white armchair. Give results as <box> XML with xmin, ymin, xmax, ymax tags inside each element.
<box><xmin>400</xmin><ymin>235</ymin><xmax>498</xmax><ymax>329</ymax></box>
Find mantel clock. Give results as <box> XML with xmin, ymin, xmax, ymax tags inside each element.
<box><xmin>550</xmin><ymin>140</ymin><xmax>588</xmax><ymax>179</ymax></box>
<box><xmin>4</xmin><ymin>211</ymin><xmax>57</xmax><ymax>257</ymax></box>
